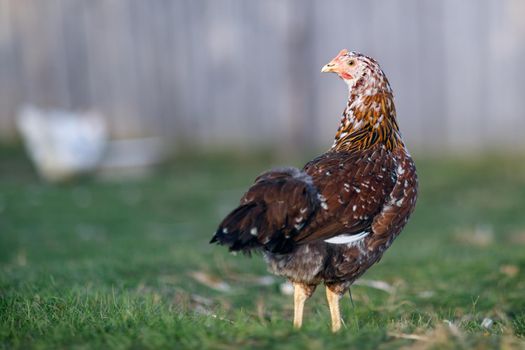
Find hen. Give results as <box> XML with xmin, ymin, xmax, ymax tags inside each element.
<box><xmin>210</xmin><ymin>49</ymin><xmax>418</xmax><ymax>332</ymax></box>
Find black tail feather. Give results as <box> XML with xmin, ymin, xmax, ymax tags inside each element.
<box><xmin>210</xmin><ymin>201</ymin><xmax>296</xmax><ymax>254</ymax></box>
<box><xmin>210</xmin><ymin>203</ymin><xmax>264</xmax><ymax>253</ymax></box>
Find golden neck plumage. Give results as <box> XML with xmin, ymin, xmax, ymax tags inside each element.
<box><xmin>331</xmin><ymin>83</ymin><xmax>403</xmax><ymax>153</ymax></box>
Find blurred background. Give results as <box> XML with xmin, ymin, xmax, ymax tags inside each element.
<box><xmin>1</xmin><ymin>0</ymin><xmax>525</xmax><ymax>157</ymax></box>
<box><xmin>1</xmin><ymin>1</ymin><xmax>525</xmax><ymax>347</ymax></box>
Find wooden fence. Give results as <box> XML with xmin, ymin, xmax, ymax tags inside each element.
<box><xmin>0</xmin><ymin>0</ymin><xmax>524</xmax><ymax>151</ymax></box>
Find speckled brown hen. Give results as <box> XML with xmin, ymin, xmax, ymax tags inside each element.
<box><xmin>210</xmin><ymin>49</ymin><xmax>418</xmax><ymax>332</ymax></box>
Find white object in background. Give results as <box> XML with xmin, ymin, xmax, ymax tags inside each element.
<box><xmin>16</xmin><ymin>106</ymin><xmax>108</xmax><ymax>182</ymax></box>
<box><xmin>96</xmin><ymin>137</ymin><xmax>165</xmax><ymax>179</ymax></box>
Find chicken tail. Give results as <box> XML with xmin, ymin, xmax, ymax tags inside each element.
<box><xmin>210</xmin><ymin>202</ymin><xmax>295</xmax><ymax>254</ymax></box>
<box><xmin>210</xmin><ymin>203</ymin><xmax>263</xmax><ymax>253</ymax></box>
<box><xmin>211</xmin><ymin>167</ymin><xmax>318</xmax><ymax>254</ymax></box>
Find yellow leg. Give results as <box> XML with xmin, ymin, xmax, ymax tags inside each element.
<box><xmin>293</xmin><ymin>282</ymin><xmax>315</xmax><ymax>329</ymax></box>
<box><xmin>326</xmin><ymin>286</ymin><xmax>342</xmax><ymax>332</ymax></box>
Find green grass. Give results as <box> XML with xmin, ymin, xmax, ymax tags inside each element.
<box><xmin>1</xmin><ymin>147</ymin><xmax>525</xmax><ymax>349</ymax></box>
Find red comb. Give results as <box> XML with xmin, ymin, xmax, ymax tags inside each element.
<box><xmin>336</xmin><ymin>49</ymin><xmax>349</xmax><ymax>58</ymax></box>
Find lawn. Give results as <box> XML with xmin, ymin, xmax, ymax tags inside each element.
<box><xmin>1</xmin><ymin>147</ymin><xmax>524</xmax><ymax>349</ymax></box>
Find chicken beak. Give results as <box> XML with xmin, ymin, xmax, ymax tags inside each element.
<box><xmin>322</xmin><ymin>49</ymin><xmax>349</xmax><ymax>73</ymax></box>
<box><xmin>321</xmin><ymin>63</ymin><xmax>336</xmax><ymax>73</ymax></box>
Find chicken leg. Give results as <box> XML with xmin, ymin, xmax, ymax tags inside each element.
<box><xmin>326</xmin><ymin>286</ymin><xmax>343</xmax><ymax>332</ymax></box>
<box><xmin>292</xmin><ymin>282</ymin><xmax>316</xmax><ymax>329</ymax></box>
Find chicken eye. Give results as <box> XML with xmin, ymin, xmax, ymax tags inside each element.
<box><xmin>348</xmin><ymin>60</ymin><xmax>355</xmax><ymax>66</ymax></box>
